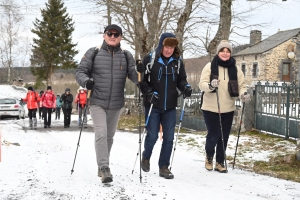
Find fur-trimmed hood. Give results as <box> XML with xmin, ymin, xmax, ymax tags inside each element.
<box><xmin>155</xmin><ymin>32</ymin><xmax>180</xmax><ymax>59</ymax></box>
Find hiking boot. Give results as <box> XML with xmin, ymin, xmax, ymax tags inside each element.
<box><xmin>141</xmin><ymin>158</ymin><xmax>150</xmax><ymax>172</ymax></box>
<box><xmin>99</xmin><ymin>166</ymin><xmax>113</xmax><ymax>183</ymax></box>
<box><xmin>205</xmin><ymin>155</ymin><xmax>213</xmax><ymax>171</ymax></box>
<box><xmin>159</xmin><ymin>166</ymin><xmax>174</xmax><ymax>179</ymax></box>
<box><xmin>215</xmin><ymin>162</ymin><xmax>227</xmax><ymax>173</ymax></box>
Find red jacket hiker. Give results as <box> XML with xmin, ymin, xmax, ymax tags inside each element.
<box><xmin>74</xmin><ymin>87</ymin><xmax>87</xmax><ymax>108</ymax></box>
<box><xmin>22</xmin><ymin>91</ymin><xmax>41</xmax><ymax>109</ymax></box>
<box><xmin>41</xmin><ymin>90</ymin><xmax>56</xmax><ymax>109</ymax></box>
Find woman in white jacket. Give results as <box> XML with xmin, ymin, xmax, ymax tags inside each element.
<box><xmin>199</xmin><ymin>40</ymin><xmax>250</xmax><ymax>173</ymax></box>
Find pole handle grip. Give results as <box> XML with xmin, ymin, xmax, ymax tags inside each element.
<box><xmin>87</xmin><ymin>90</ymin><xmax>92</xmax><ymax>98</ymax></box>
<box><xmin>138</xmin><ymin>72</ymin><xmax>142</xmax><ymax>82</ymax></box>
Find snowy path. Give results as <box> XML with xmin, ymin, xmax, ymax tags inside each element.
<box><xmin>0</xmin><ymin>118</ymin><xmax>300</xmax><ymax>200</ymax></box>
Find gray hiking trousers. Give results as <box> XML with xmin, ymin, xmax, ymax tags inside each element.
<box><xmin>89</xmin><ymin>105</ymin><xmax>121</xmax><ymax>169</ymax></box>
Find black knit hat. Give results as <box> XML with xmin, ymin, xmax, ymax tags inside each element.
<box><xmin>40</xmin><ymin>90</ymin><xmax>44</xmax><ymax>94</ymax></box>
<box><xmin>65</xmin><ymin>88</ymin><xmax>70</xmax><ymax>92</ymax></box>
<box><xmin>28</xmin><ymin>86</ymin><xmax>33</xmax><ymax>91</ymax></box>
<box><xmin>47</xmin><ymin>86</ymin><xmax>52</xmax><ymax>90</ymax></box>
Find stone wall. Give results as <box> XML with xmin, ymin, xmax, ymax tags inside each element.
<box><xmin>235</xmin><ymin>39</ymin><xmax>296</xmax><ymax>86</ymax></box>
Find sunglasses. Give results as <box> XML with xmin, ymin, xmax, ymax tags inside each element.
<box><xmin>106</xmin><ymin>31</ymin><xmax>121</xmax><ymax>38</ymax></box>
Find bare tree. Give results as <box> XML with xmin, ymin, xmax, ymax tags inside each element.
<box><xmin>84</xmin><ymin>0</ymin><xmax>282</xmax><ymax>62</ymax></box>
<box><xmin>175</xmin><ymin>0</ymin><xmax>197</xmax><ymax>56</ymax></box>
<box><xmin>207</xmin><ymin>0</ymin><xmax>232</xmax><ymax>58</ymax></box>
<box><xmin>0</xmin><ymin>0</ymin><xmax>24</xmax><ymax>82</ymax></box>
<box><xmin>207</xmin><ymin>0</ymin><xmax>282</xmax><ymax>60</ymax></box>
<box><xmin>84</xmin><ymin>0</ymin><xmax>208</xmax><ymax>59</ymax></box>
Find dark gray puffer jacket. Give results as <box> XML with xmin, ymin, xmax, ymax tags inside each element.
<box><xmin>75</xmin><ymin>41</ymin><xmax>138</xmax><ymax>110</ymax></box>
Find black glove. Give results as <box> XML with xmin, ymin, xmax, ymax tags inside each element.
<box><xmin>19</xmin><ymin>98</ymin><xmax>23</xmax><ymax>102</ymax></box>
<box><xmin>183</xmin><ymin>84</ymin><xmax>192</xmax><ymax>98</ymax></box>
<box><xmin>52</xmin><ymin>108</ymin><xmax>55</xmax><ymax>113</ymax></box>
<box><xmin>136</xmin><ymin>62</ymin><xmax>145</xmax><ymax>73</ymax></box>
<box><xmin>85</xmin><ymin>79</ymin><xmax>95</xmax><ymax>90</ymax></box>
<box><xmin>146</xmin><ymin>91</ymin><xmax>160</xmax><ymax>105</ymax></box>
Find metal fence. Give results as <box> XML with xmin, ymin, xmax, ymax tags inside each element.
<box><xmin>176</xmin><ymin>90</ymin><xmax>243</xmax><ymax>131</ymax></box>
<box><xmin>255</xmin><ymin>81</ymin><xmax>300</xmax><ymax>139</ymax></box>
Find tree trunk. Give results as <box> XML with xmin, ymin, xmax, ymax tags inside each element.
<box><xmin>207</xmin><ymin>0</ymin><xmax>232</xmax><ymax>60</ymax></box>
<box><xmin>175</xmin><ymin>0</ymin><xmax>195</xmax><ymax>58</ymax></box>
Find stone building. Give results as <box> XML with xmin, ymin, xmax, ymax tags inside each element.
<box><xmin>233</xmin><ymin>28</ymin><xmax>300</xmax><ymax>86</ymax></box>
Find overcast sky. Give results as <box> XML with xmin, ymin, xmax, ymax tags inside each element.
<box><xmin>15</xmin><ymin>0</ymin><xmax>300</xmax><ymax>62</ymax></box>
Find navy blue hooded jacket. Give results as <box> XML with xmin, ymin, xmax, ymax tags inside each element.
<box><xmin>139</xmin><ymin>33</ymin><xmax>189</xmax><ymax>110</ymax></box>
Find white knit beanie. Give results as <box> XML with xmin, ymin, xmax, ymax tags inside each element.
<box><xmin>216</xmin><ymin>40</ymin><xmax>232</xmax><ymax>54</ymax></box>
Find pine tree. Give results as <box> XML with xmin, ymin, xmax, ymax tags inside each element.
<box><xmin>30</xmin><ymin>0</ymin><xmax>78</xmax><ymax>86</ymax></box>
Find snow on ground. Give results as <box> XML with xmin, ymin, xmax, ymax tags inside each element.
<box><xmin>1</xmin><ymin>117</ymin><xmax>300</xmax><ymax>200</ymax></box>
<box><xmin>0</xmin><ymin>85</ymin><xmax>300</xmax><ymax>200</ymax></box>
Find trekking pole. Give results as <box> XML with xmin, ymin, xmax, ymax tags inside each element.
<box><xmin>215</xmin><ymin>88</ymin><xmax>228</xmax><ymax>172</ymax></box>
<box><xmin>20</xmin><ymin>102</ymin><xmax>25</xmax><ymax>128</ymax></box>
<box><xmin>131</xmin><ymin>103</ymin><xmax>154</xmax><ymax>175</ymax></box>
<box><xmin>138</xmin><ymin>85</ymin><xmax>142</xmax><ymax>183</ymax></box>
<box><xmin>22</xmin><ymin>111</ymin><xmax>25</xmax><ymax>128</ymax></box>
<box><xmin>71</xmin><ymin>89</ymin><xmax>92</xmax><ymax>175</ymax></box>
<box><xmin>233</xmin><ymin>92</ymin><xmax>247</xmax><ymax>169</ymax></box>
<box><xmin>170</xmin><ymin>97</ymin><xmax>186</xmax><ymax>171</ymax></box>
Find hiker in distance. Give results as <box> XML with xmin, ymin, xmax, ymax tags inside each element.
<box><xmin>137</xmin><ymin>32</ymin><xmax>192</xmax><ymax>179</ymax></box>
<box><xmin>41</xmin><ymin>86</ymin><xmax>56</xmax><ymax>128</ymax></box>
<box><xmin>74</xmin><ymin>86</ymin><xmax>88</xmax><ymax>128</ymax></box>
<box><xmin>55</xmin><ymin>94</ymin><xmax>62</xmax><ymax>120</ymax></box>
<box><xmin>21</xmin><ymin>86</ymin><xmax>41</xmax><ymax>129</ymax></box>
<box><xmin>199</xmin><ymin>40</ymin><xmax>250</xmax><ymax>173</ymax></box>
<box><xmin>75</xmin><ymin>24</ymin><xmax>138</xmax><ymax>183</ymax></box>
<box><xmin>60</xmin><ymin>88</ymin><xmax>73</xmax><ymax>128</ymax></box>
<box><xmin>38</xmin><ymin>90</ymin><xmax>44</xmax><ymax>120</ymax></box>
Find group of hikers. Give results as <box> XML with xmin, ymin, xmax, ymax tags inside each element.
<box><xmin>21</xmin><ymin>86</ymin><xmax>88</xmax><ymax>129</ymax></box>
<box><xmin>74</xmin><ymin>24</ymin><xmax>250</xmax><ymax>184</ymax></box>
<box><xmin>22</xmin><ymin>23</ymin><xmax>251</xmax><ymax>184</ymax></box>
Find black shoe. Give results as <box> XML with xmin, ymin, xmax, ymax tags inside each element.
<box><xmin>44</xmin><ymin>125</ymin><xmax>47</xmax><ymax>128</ymax></box>
<box><xmin>159</xmin><ymin>166</ymin><xmax>174</xmax><ymax>179</ymax></box>
<box><xmin>141</xmin><ymin>158</ymin><xmax>150</xmax><ymax>172</ymax></box>
<box><xmin>48</xmin><ymin>125</ymin><xmax>51</xmax><ymax>128</ymax></box>
<box><xmin>99</xmin><ymin>166</ymin><xmax>113</xmax><ymax>183</ymax></box>
<box><xmin>64</xmin><ymin>126</ymin><xmax>67</xmax><ymax>128</ymax></box>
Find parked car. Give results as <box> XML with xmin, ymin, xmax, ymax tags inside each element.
<box><xmin>0</xmin><ymin>98</ymin><xmax>26</xmax><ymax>120</ymax></box>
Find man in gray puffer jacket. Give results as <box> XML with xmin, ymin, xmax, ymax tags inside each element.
<box><xmin>75</xmin><ymin>24</ymin><xmax>138</xmax><ymax>183</ymax></box>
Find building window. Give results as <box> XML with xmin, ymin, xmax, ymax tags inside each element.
<box><xmin>241</xmin><ymin>63</ymin><xmax>246</xmax><ymax>75</ymax></box>
<box><xmin>252</xmin><ymin>62</ymin><xmax>258</xmax><ymax>77</ymax></box>
<box><xmin>242</xmin><ymin>56</ymin><xmax>244</xmax><ymax>61</ymax></box>
<box><xmin>255</xmin><ymin>55</ymin><xmax>257</xmax><ymax>60</ymax></box>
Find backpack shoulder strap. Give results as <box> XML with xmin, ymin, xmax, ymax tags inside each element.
<box><xmin>177</xmin><ymin>56</ymin><xmax>181</xmax><ymax>74</ymax></box>
<box><xmin>88</xmin><ymin>46</ymin><xmax>100</xmax><ymax>80</ymax></box>
<box><xmin>145</xmin><ymin>51</ymin><xmax>155</xmax><ymax>74</ymax></box>
<box><xmin>92</xmin><ymin>46</ymin><xmax>100</xmax><ymax>62</ymax></box>
<box><xmin>145</xmin><ymin>51</ymin><xmax>156</xmax><ymax>82</ymax></box>
<box><xmin>120</xmin><ymin>48</ymin><xmax>129</xmax><ymax>67</ymax></box>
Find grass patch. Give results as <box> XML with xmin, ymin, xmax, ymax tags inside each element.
<box><xmin>118</xmin><ymin>114</ymin><xmax>145</xmax><ymax>131</ymax></box>
<box><xmin>253</xmin><ymin>154</ymin><xmax>300</xmax><ymax>182</ymax></box>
